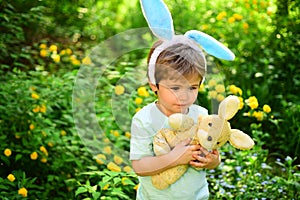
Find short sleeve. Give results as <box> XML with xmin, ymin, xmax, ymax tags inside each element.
<box><xmin>129</xmin><ymin>116</ymin><xmax>155</xmax><ymax>160</ymax></box>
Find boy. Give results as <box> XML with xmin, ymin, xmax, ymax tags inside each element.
<box><xmin>130</xmin><ymin>36</ymin><xmax>220</xmax><ymax>199</ymax></box>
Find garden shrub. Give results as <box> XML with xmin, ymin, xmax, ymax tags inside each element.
<box><xmin>0</xmin><ymin>70</ymin><xmax>93</xmax><ymax>199</ymax></box>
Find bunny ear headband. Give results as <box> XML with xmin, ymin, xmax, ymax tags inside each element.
<box><xmin>140</xmin><ymin>0</ymin><xmax>235</xmax><ymax>84</ymax></box>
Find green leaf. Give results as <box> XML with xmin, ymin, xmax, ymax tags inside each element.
<box><xmin>15</xmin><ymin>154</ymin><xmax>22</xmax><ymax>161</ymax></box>
<box><xmin>75</xmin><ymin>187</ymin><xmax>88</xmax><ymax>196</ymax></box>
<box><xmin>92</xmin><ymin>192</ymin><xmax>101</xmax><ymax>200</ymax></box>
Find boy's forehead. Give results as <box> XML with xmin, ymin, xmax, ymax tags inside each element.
<box><xmin>161</xmin><ymin>73</ymin><xmax>201</xmax><ymax>85</ymax></box>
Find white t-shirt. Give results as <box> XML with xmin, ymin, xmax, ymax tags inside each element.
<box><xmin>130</xmin><ymin>102</ymin><xmax>209</xmax><ymax>200</ymax></box>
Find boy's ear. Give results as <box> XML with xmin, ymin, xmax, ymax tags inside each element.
<box><xmin>149</xmin><ymin>82</ymin><xmax>158</xmax><ymax>92</ymax></box>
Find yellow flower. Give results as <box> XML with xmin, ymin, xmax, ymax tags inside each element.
<box><xmin>32</xmin><ymin>106</ymin><xmax>40</xmax><ymax>113</ymax></box>
<box><xmin>71</xmin><ymin>59</ymin><xmax>80</xmax><ymax>65</ymax></box>
<box><xmin>103</xmin><ymin>146</ymin><xmax>112</xmax><ymax>154</ymax></box>
<box><xmin>229</xmin><ymin>85</ymin><xmax>242</xmax><ymax>95</ymax></box>
<box><xmin>40</xmin><ymin>146</ymin><xmax>48</xmax><ymax>156</ymax></box>
<box><xmin>246</xmin><ymin>96</ymin><xmax>259</xmax><ymax>109</ymax></box>
<box><xmin>51</xmin><ymin>54</ymin><xmax>60</xmax><ymax>63</ymax></box>
<box><xmin>215</xmin><ymin>84</ymin><xmax>225</xmax><ymax>93</ymax></box>
<box><xmin>40</xmin><ymin>49</ymin><xmax>48</xmax><ymax>57</ymax></box>
<box><xmin>135</xmin><ymin>107</ymin><xmax>141</xmax><ymax>113</ymax></box>
<box><xmin>107</xmin><ymin>162</ymin><xmax>121</xmax><ymax>172</ymax></box>
<box><xmin>39</xmin><ymin>44</ymin><xmax>47</xmax><ymax>49</ymax></box>
<box><xmin>4</xmin><ymin>148</ymin><xmax>12</xmax><ymax>157</ymax></box>
<box><xmin>228</xmin><ymin>17</ymin><xmax>236</xmax><ymax>23</ymax></box>
<box><xmin>135</xmin><ymin>97</ymin><xmax>143</xmax><ymax>105</ymax></box>
<box><xmin>104</xmin><ymin>138</ymin><xmax>110</xmax><ymax>143</ymax></box>
<box><xmin>95</xmin><ymin>154</ymin><xmax>106</xmax><ymax>165</ymax></box>
<box><xmin>253</xmin><ymin>0</ymin><xmax>257</xmax><ymax>4</ymax></box>
<box><xmin>18</xmin><ymin>187</ymin><xmax>28</xmax><ymax>197</ymax></box>
<box><xmin>209</xmin><ymin>91</ymin><xmax>218</xmax><ymax>99</ymax></box>
<box><xmin>29</xmin><ymin>124</ymin><xmax>35</xmax><ymax>130</ymax></box>
<box><xmin>30</xmin><ymin>152</ymin><xmax>38</xmax><ymax>160</ymax></box>
<box><xmin>60</xmin><ymin>130</ymin><xmax>66</xmax><ymax>136</ymax></box>
<box><xmin>216</xmin><ymin>94</ymin><xmax>225</xmax><ymax>102</ymax></box>
<box><xmin>263</xmin><ymin>104</ymin><xmax>271</xmax><ymax>113</ymax></box>
<box><xmin>40</xmin><ymin>158</ymin><xmax>47</xmax><ymax>163</ymax></box>
<box><xmin>137</xmin><ymin>87</ymin><xmax>149</xmax><ymax>97</ymax></box>
<box><xmin>125</xmin><ymin>131</ymin><xmax>131</xmax><ymax>138</ymax></box>
<box><xmin>253</xmin><ymin>111</ymin><xmax>264</xmax><ymax>121</ymax></box>
<box><xmin>122</xmin><ymin>177</ymin><xmax>129</xmax><ymax>185</ymax></box>
<box><xmin>60</xmin><ymin>49</ymin><xmax>66</xmax><ymax>55</ymax></box>
<box><xmin>208</xmin><ymin>79</ymin><xmax>217</xmax><ymax>87</ymax></box>
<box><xmin>113</xmin><ymin>155</ymin><xmax>123</xmax><ymax>165</ymax></box>
<box><xmin>198</xmin><ymin>84</ymin><xmax>205</xmax><ymax>92</ymax></box>
<box><xmin>216</xmin><ymin>11</ymin><xmax>227</xmax><ymax>21</ymax></box>
<box><xmin>134</xmin><ymin>184</ymin><xmax>139</xmax><ymax>190</ymax></box>
<box><xmin>49</xmin><ymin>45</ymin><xmax>58</xmax><ymax>52</ymax></box>
<box><xmin>39</xmin><ymin>104</ymin><xmax>46</xmax><ymax>113</ymax></box>
<box><xmin>243</xmin><ymin>22</ymin><xmax>249</xmax><ymax>32</ymax></box>
<box><xmin>102</xmin><ymin>183</ymin><xmax>109</xmax><ymax>190</ymax></box>
<box><xmin>115</xmin><ymin>85</ymin><xmax>125</xmax><ymax>95</ymax></box>
<box><xmin>31</xmin><ymin>93</ymin><xmax>40</xmax><ymax>99</ymax></box>
<box><xmin>238</xmin><ymin>97</ymin><xmax>244</xmax><ymax>110</ymax></box>
<box><xmin>123</xmin><ymin>165</ymin><xmax>133</xmax><ymax>172</ymax></box>
<box><xmin>201</xmin><ymin>24</ymin><xmax>208</xmax><ymax>31</ymax></box>
<box><xmin>47</xmin><ymin>142</ymin><xmax>54</xmax><ymax>147</ymax></box>
<box><xmin>82</xmin><ymin>56</ymin><xmax>92</xmax><ymax>65</ymax></box>
<box><xmin>233</xmin><ymin>13</ymin><xmax>243</xmax><ymax>20</ymax></box>
<box><xmin>66</xmin><ymin>48</ymin><xmax>72</xmax><ymax>55</ymax></box>
<box><xmin>112</xmin><ymin>130</ymin><xmax>120</xmax><ymax>137</ymax></box>
<box><xmin>7</xmin><ymin>174</ymin><xmax>15</xmax><ymax>182</ymax></box>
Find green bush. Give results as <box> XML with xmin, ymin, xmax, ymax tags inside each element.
<box><xmin>0</xmin><ymin>70</ymin><xmax>92</xmax><ymax>199</ymax></box>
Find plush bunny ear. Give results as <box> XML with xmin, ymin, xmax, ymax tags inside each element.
<box><xmin>140</xmin><ymin>0</ymin><xmax>174</xmax><ymax>40</ymax></box>
<box><xmin>185</xmin><ymin>30</ymin><xmax>235</xmax><ymax>61</ymax></box>
<box><xmin>218</xmin><ymin>95</ymin><xmax>240</xmax><ymax>120</ymax></box>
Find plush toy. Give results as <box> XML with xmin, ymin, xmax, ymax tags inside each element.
<box><xmin>152</xmin><ymin>95</ymin><xmax>255</xmax><ymax>189</ymax></box>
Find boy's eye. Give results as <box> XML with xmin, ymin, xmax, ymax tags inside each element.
<box><xmin>190</xmin><ymin>86</ymin><xmax>198</xmax><ymax>90</ymax></box>
<box><xmin>170</xmin><ymin>87</ymin><xmax>180</xmax><ymax>91</ymax></box>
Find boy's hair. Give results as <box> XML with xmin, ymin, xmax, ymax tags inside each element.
<box><xmin>147</xmin><ymin>40</ymin><xmax>206</xmax><ymax>84</ymax></box>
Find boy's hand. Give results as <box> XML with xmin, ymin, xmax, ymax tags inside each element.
<box><xmin>169</xmin><ymin>138</ymin><xmax>201</xmax><ymax>166</ymax></box>
<box><xmin>189</xmin><ymin>147</ymin><xmax>220</xmax><ymax>169</ymax></box>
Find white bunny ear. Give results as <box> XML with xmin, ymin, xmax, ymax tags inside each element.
<box><xmin>185</xmin><ymin>30</ymin><xmax>235</xmax><ymax>61</ymax></box>
<box><xmin>140</xmin><ymin>0</ymin><xmax>174</xmax><ymax>40</ymax></box>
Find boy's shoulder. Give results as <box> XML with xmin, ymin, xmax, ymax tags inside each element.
<box><xmin>132</xmin><ymin>102</ymin><xmax>157</xmax><ymax>120</ymax></box>
<box><xmin>189</xmin><ymin>104</ymin><xmax>208</xmax><ymax>115</ymax></box>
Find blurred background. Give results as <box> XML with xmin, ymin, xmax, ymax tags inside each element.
<box><xmin>0</xmin><ymin>0</ymin><xmax>299</xmax><ymax>199</ymax></box>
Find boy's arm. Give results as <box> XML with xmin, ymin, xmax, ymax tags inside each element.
<box><xmin>132</xmin><ymin>138</ymin><xmax>200</xmax><ymax>176</ymax></box>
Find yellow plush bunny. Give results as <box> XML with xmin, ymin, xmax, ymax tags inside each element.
<box><xmin>152</xmin><ymin>95</ymin><xmax>255</xmax><ymax>189</ymax></box>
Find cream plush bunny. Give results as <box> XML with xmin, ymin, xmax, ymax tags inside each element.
<box><xmin>152</xmin><ymin>95</ymin><xmax>255</xmax><ymax>189</ymax></box>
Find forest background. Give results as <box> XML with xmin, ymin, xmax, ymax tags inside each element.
<box><xmin>0</xmin><ymin>0</ymin><xmax>299</xmax><ymax>199</ymax></box>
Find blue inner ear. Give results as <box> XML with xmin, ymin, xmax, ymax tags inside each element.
<box><xmin>185</xmin><ymin>30</ymin><xmax>235</xmax><ymax>61</ymax></box>
<box><xmin>140</xmin><ymin>0</ymin><xmax>174</xmax><ymax>40</ymax></box>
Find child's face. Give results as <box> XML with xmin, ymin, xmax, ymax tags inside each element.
<box><xmin>152</xmin><ymin>74</ymin><xmax>201</xmax><ymax>116</ymax></box>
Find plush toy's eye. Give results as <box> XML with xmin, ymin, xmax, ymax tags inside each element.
<box><xmin>207</xmin><ymin>136</ymin><xmax>212</xmax><ymax>141</ymax></box>
<box><xmin>208</xmin><ymin>122</ymin><xmax>212</xmax><ymax>127</ymax></box>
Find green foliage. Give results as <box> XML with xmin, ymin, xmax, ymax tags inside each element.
<box><xmin>1</xmin><ymin>0</ymin><xmax>300</xmax><ymax>199</ymax></box>
<box><xmin>0</xmin><ymin>70</ymin><xmax>88</xmax><ymax>199</ymax></box>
